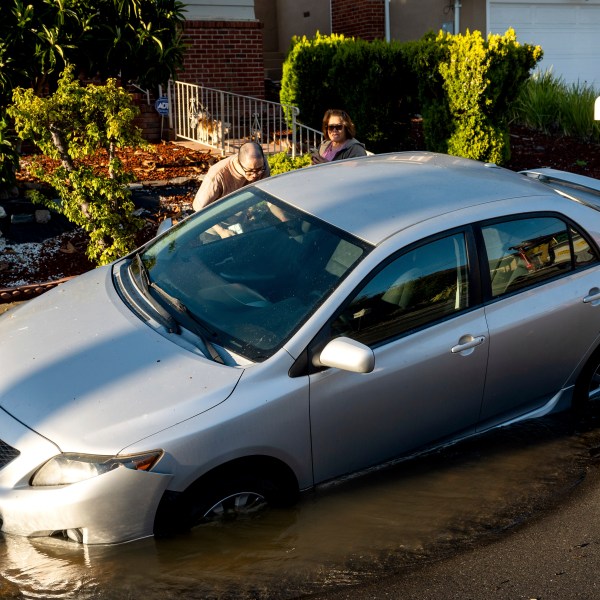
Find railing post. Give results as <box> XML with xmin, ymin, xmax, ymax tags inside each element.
<box><xmin>291</xmin><ymin>107</ymin><xmax>299</xmax><ymax>159</ymax></box>
<box><xmin>219</xmin><ymin>90</ymin><xmax>226</xmax><ymax>156</ymax></box>
<box><xmin>166</xmin><ymin>81</ymin><xmax>172</xmax><ymax>131</ymax></box>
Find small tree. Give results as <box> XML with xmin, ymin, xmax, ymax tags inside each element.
<box><xmin>8</xmin><ymin>67</ymin><xmax>144</xmax><ymax>265</ymax></box>
<box><xmin>0</xmin><ymin>0</ymin><xmax>186</xmax><ymax>193</ymax></box>
<box><xmin>418</xmin><ymin>29</ymin><xmax>542</xmax><ymax>163</ymax></box>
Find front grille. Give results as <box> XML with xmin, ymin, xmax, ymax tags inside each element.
<box><xmin>0</xmin><ymin>439</ymin><xmax>20</xmax><ymax>469</ymax></box>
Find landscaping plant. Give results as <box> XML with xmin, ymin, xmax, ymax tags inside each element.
<box><xmin>412</xmin><ymin>28</ymin><xmax>542</xmax><ymax>164</ymax></box>
<box><xmin>0</xmin><ymin>0</ymin><xmax>186</xmax><ymax>194</ymax></box>
<box><xmin>511</xmin><ymin>70</ymin><xmax>600</xmax><ymax>143</ymax></box>
<box><xmin>267</xmin><ymin>152</ymin><xmax>312</xmax><ymax>175</ymax></box>
<box><xmin>8</xmin><ymin>67</ymin><xmax>144</xmax><ymax>266</ymax></box>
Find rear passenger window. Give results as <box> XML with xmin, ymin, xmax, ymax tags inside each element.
<box><xmin>332</xmin><ymin>233</ymin><xmax>469</xmax><ymax>346</ymax></box>
<box><xmin>482</xmin><ymin>216</ymin><xmax>598</xmax><ymax>298</ymax></box>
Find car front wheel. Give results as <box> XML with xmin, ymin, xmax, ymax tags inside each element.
<box><xmin>188</xmin><ymin>472</ymin><xmax>286</xmax><ymax>526</ymax></box>
<box><xmin>154</xmin><ymin>463</ymin><xmax>299</xmax><ymax>537</ymax></box>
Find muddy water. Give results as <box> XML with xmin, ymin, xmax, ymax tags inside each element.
<box><xmin>1</xmin><ymin>412</ymin><xmax>599</xmax><ymax>600</ymax></box>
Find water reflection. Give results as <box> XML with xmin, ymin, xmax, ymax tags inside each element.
<box><xmin>1</xmin><ymin>412</ymin><xmax>598</xmax><ymax>600</ymax></box>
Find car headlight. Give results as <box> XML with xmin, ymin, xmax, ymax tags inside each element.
<box><xmin>30</xmin><ymin>451</ymin><xmax>163</xmax><ymax>486</ymax></box>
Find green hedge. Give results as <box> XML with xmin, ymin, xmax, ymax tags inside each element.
<box><xmin>281</xmin><ymin>30</ymin><xmax>542</xmax><ymax>164</ymax></box>
<box><xmin>280</xmin><ymin>33</ymin><xmax>418</xmax><ymax>153</ymax></box>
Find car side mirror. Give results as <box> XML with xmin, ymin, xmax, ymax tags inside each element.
<box><xmin>318</xmin><ymin>337</ymin><xmax>375</xmax><ymax>373</ymax></box>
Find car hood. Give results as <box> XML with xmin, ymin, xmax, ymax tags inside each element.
<box><xmin>0</xmin><ymin>267</ymin><xmax>244</xmax><ymax>454</ymax></box>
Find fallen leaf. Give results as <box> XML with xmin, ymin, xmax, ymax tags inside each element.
<box><xmin>59</xmin><ymin>242</ymin><xmax>77</xmax><ymax>254</ymax></box>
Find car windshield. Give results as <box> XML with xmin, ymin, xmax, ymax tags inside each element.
<box><xmin>136</xmin><ymin>188</ymin><xmax>370</xmax><ymax>361</ymax></box>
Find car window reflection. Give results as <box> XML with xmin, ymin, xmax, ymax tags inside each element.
<box><xmin>482</xmin><ymin>216</ymin><xmax>599</xmax><ymax>298</ymax></box>
<box><xmin>332</xmin><ymin>233</ymin><xmax>470</xmax><ymax>346</ymax></box>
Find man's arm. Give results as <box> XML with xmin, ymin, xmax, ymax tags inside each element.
<box><xmin>193</xmin><ymin>172</ymin><xmax>223</xmax><ymax>211</ymax></box>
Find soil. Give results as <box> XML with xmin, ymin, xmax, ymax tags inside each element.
<box><xmin>2</xmin><ymin>126</ymin><xmax>600</xmax><ymax>300</ymax></box>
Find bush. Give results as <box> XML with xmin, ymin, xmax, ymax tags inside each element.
<box><xmin>280</xmin><ymin>33</ymin><xmax>418</xmax><ymax>153</ymax></box>
<box><xmin>413</xmin><ymin>29</ymin><xmax>542</xmax><ymax>164</ymax></box>
<box><xmin>267</xmin><ymin>152</ymin><xmax>312</xmax><ymax>175</ymax></box>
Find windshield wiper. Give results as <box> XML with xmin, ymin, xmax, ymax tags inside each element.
<box><xmin>148</xmin><ymin>281</ymin><xmax>226</xmax><ymax>364</ymax></box>
<box><xmin>131</xmin><ymin>253</ymin><xmax>180</xmax><ymax>334</ymax></box>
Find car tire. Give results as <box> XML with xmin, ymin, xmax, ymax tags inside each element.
<box><xmin>154</xmin><ymin>466</ymin><xmax>297</xmax><ymax>536</ymax></box>
<box><xmin>573</xmin><ymin>347</ymin><xmax>600</xmax><ymax>411</ymax></box>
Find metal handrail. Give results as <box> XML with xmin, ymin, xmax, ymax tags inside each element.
<box><xmin>168</xmin><ymin>81</ymin><xmax>322</xmax><ymax>158</ymax></box>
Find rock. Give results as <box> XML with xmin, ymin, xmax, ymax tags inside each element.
<box><xmin>11</xmin><ymin>213</ymin><xmax>34</xmax><ymax>224</ymax></box>
<box><xmin>35</xmin><ymin>210</ymin><xmax>51</xmax><ymax>224</ymax></box>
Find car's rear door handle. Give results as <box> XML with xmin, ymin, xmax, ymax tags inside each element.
<box><xmin>451</xmin><ymin>335</ymin><xmax>486</xmax><ymax>354</ymax></box>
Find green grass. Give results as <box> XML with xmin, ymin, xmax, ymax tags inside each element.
<box><xmin>511</xmin><ymin>70</ymin><xmax>600</xmax><ymax>143</ymax></box>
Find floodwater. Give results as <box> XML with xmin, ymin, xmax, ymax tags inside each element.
<box><xmin>2</xmin><ymin>410</ymin><xmax>600</xmax><ymax>600</ymax></box>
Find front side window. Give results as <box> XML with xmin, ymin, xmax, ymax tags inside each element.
<box><xmin>482</xmin><ymin>215</ymin><xmax>599</xmax><ymax>298</ymax></box>
<box><xmin>331</xmin><ymin>232</ymin><xmax>470</xmax><ymax>346</ymax></box>
<box><xmin>135</xmin><ymin>189</ymin><xmax>370</xmax><ymax>361</ymax></box>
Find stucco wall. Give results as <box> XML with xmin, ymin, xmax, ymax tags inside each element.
<box><xmin>256</xmin><ymin>0</ymin><xmax>331</xmax><ymax>54</ymax></box>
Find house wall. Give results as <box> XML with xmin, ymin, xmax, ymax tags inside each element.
<box><xmin>331</xmin><ymin>0</ymin><xmax>386</xmax><ymax>40</ymax></box>
<box><xmin>255</xmin><ymin>0</ymin><xmax>330</xmax><ymax>54</ymax></box>
<box><xmin>183</xmin><ymin>0</ymin><xmax>255</xmax><ymax>20</ymax></box>
<box><xmin>179</xmin><ymin>20</ymin><xmax>265</xmax><ymax>98</ymax></box>
<box><xmin>389</xmin><ymin>0</ymin><xmax>486</xmax><ymax>41</ymax></box>
<box><xmin>256</xmin><ymin>0</ymin><xmax>279</xmax><ymax>52</ymax></box>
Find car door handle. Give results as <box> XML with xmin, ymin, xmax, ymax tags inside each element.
<box><xmin>583</xmin><ymin>288</ymin><xmax>600</xmax><ymax>304</ymax></box>
<box><xmin>451</xmin><ymin>335</ymin><xmax>486</xmax><ymax>354</ymax></box>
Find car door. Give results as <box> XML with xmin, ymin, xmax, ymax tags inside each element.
<box><xmin>478</xmin><ymin>213</ymin><xmax>600</xmax><ymax>427</ymax></box>
<box><xmin>308</xmin><ymin>231</ymin><xmax>490</xmax><ymax>484</ymax></box>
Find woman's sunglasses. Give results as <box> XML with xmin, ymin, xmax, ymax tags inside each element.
<box><xmin>327</xmin><ymin>124</ymin><xmax>344</xmax><ymax>132</ymax></box>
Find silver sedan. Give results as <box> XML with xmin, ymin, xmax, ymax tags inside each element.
<box><xmin>2</xmin><ymin>152</ymin><xmax>600</xmax><ymax>544</ymax></box>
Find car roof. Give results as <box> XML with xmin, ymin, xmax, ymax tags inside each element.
<box><xmin>255</xmin><ymin>152</ymin><xmax>555</xmax><ymax>245</ymax></box>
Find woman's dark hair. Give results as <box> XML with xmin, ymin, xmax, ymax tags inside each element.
<box><xmin>321</xmin><ymin>109</ymin><xmax>356</xmax><ymax>140</ymax></box>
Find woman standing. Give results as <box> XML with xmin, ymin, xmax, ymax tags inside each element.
<box><xmin>311</xmin><ymin>109</ymin><xmax>367</xmax><ymax>164</ymax></box>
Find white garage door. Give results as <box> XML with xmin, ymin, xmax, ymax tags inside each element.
<box><xmin>488</xmin><ymin>0</ymin><xmax>600</xmax><ymax>87</ymax></box>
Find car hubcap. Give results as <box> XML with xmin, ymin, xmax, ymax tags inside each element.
<box><xmin>202</xmin><ymin>491</ymin><xmax>267</xmax><ymax>522</ymax></box>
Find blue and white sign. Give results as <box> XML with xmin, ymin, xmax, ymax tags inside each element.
<box><xmin>155</xmin><ymin>96</ymin><xmax>169</xmax><ymax>117</ymax></box>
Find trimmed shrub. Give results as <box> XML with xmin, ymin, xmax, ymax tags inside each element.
<box><xmin>280</xmin><ymin>33</ymin><xmax>418</xmax><ymax>153</ymax></box>
<box><xmin>408</xmin><ymin>29</ymin><xmax>542</xmax><ymax>163</ymax></box>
